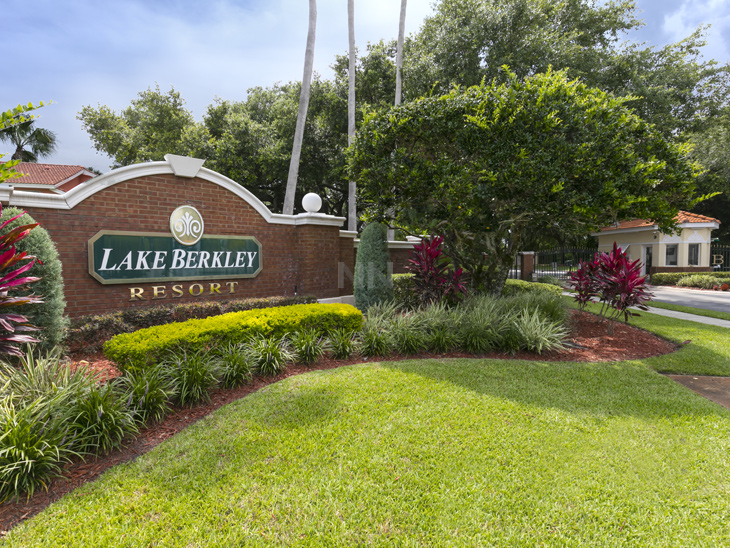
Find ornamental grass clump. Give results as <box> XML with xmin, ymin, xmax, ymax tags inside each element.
<box><xmin>0</xmin><ymin>398</ymin><xmax>77</xmax><ymax>503</ymax></box>
<box><xmin>163</xmin><ymin>349</ymin><xmax>219</xmax><ymax>407</ymax></box>
<box><xmin>113</xmin><ymin>365</ymin><xmax>173</xmax><ymax>425</ymax></box>
<box><xmin>327</xmin><ymin>328</ymin><xmax>359</xmax><ymax>359</ymax></box>
<box><xmin>212</xmin><ymin>343</ymin><xmax>254</xmax><ymax>388</ymax></box>
<box><xmin>390</xmin><ymin>313</ymin><xmax>428</xmax><ymax>355</ymax></box>
<box><xmin>246</xmin><ymin>334</ymin><xmax>293</xmax><ymax>376</ymax></box>
<box><xmin>67</xmin><ymin>382</ymin><xmax>137</xmax><ymax>456</ymax></box>
<box><xmin>513</xmin><ymin>308</ymin><xmax>568</xmax><ymax>354</ymax></box>
<box><xmin>0</xmin><ymin>348</ymin><xmax>92</xmax><ymax>411</ymax></box>
<box><xmin>290</xmin><ymin>328</ymin><xmax>329</xmax><ymax>365</ymax></box>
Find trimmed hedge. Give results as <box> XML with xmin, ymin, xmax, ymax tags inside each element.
<box><xmin>650</xmin><ymin>271</ymin><xmax>730</xmax><ymax>286</ymax></box>
<box><xmin>104</xmin><ymin>303</ymin><xmax>363</xmax><ymax>370</ymax></box>
<box><xmin>502</xmin><ymin>279</ymin><xmax>563</xmax><ymax>298</ymax></box>
<box><xmin>392</xmin><ymin>273</ymin><xmax>419</xmax><ymax>310</ymax></box>
<box><xmin>676</xmin><ymin>275</ymin><xmax>722</xmax><ymax>290</ymax></box>
<box><xmin>68</xmin><ymin>295</ymin><xmax>317</xmax><ymax>353</ymax></box>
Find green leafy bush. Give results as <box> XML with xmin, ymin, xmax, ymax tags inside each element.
<box><xmin>67</xmin><ymin>295</ymin><xmax>318</xmax><ymax>353</ymax></box>
<box><xmin>392</xmin><ymin>273</ymin><xmax>418</xmax><ymax>310</ymax></box>
<box><xmin>502</xmin><ymin>279</ymin><xmax>562</xmax><ymax>298</ymax></box>
<box><xmin>104</xmin><ymin>303</ymin><xmax>363</xmax><ymax>370</ymax></box>
<box><xmin>0</xmin><ymin>399</ymin><xmax>75</xmax><ymax>503</ymax></box>
<box><xmin>676</xmin><ymin>275</ymin><xmax>723</xmax><ymax>289</ymax></box>
<box><xmin>246</xmin><ymin>334</ymin><xmax>293</xmax><ymax>376</ymax></box>
<box><xmin>163</xmin><ymin>349</ymin><xmax>219</xmax><ymax>407</ymax></box>
<box><xmin>354</xmin><ymin>222</ymin><xmax>393</xmax><ymax>310</ymax></box>
<box><xmin>0</xmin><ymin>208</ymin><xmax>69</xmax><ymax>352</ymax></box>
<box><xmin>67</xmin><ymin>383</ymin><xmax>137</xmax><ymax>455</ymax></box>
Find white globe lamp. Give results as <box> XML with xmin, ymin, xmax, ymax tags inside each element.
<box><xmin>302</xmin><ymin>192</ymin><xmax>322</xmax><ymax>213</ymax></box>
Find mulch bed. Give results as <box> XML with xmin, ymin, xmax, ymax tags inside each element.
<box><xmin>0</xmin><ymin>309</ymin><xmax>678</xmax><ymax>535</ymax></box>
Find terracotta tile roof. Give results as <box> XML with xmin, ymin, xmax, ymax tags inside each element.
<box><xmin>5</xmin><ymin>162</ymin><xmax>92</xmax><ymax>186</ymax></box>
<box><xmin>600</xmin><ymin>210</ymin><xmax>720</xmax><ymax>232</ymax></box>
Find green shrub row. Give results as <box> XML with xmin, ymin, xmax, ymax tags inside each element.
<box><xmin>675</xmin><ymin>275</ymin><xmax>729</xmax><ymax>290</ymax></box>
<box><xmin>68</xmin><ymin>294</ymin><xmax>318</xmax><ymax>353</ymax></box>
<box><xmin>502</xmin><ymin>279</ymin><xmax>563</xmax><ymax>298</ymax></box>
<box><xmin>650</xmin><ymin>271</ymin><xmax>730</xmax><ymax>286</ymax></box>
<box><xmin>391</xmin><ymin>274</ymin><xmax>562</xmax><ymax>310</ymax></box>
<box><xmin>104</xmin><ymin>303</ymin><xmax>363</xmax><ymax>370</ymax></box>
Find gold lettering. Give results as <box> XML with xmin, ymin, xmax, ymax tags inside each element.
<box><xmin>209</xmin><ymin>283</ymin><xmax>221</xmax><ymax>294</ymax></box>
<box><xmin>189</xmin><ymin>283</ymin><xmax>204</xmax><ymax>297</ymax></box>
<box><xmin>129</xmin><ymin>287</ymin><xmax>144</xmax><ymax>301</ymax></box>
<box><xmin>712</xmin><ymin>254</ymin><xmax>724</xmax><ymax>266</ymax></box>
<box><xmin>172</xmin><ymin>285</ymin><xmax>183</xmax><ymax>298</ymax></box>
<box><xmin>152</xmin><ymin>286</ymin><xmax>166</xmax><ymax>299</ymax></box>
<box><xmin>226</xmin><ymin>281</ymin><xmax>239</xmax><ymax>294</ymax></box>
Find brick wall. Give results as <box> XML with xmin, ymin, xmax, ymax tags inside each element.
<box><xmin>18</xmin><ymin>173</ymin><xmax>349</xmax><ymax>318</ymax></box>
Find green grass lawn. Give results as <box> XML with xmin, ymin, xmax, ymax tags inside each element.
<box><xmin>3</xmin><ymin>310</ymin><xmax>730</xmax><ymax>547</ymax></box>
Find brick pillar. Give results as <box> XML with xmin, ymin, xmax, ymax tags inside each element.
<box><xmin>520</xmin><ymin>252</ymin><xmax>535</xmax><ymax>281</ymax></box>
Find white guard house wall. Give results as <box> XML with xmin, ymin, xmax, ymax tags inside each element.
<box><xmin>593</xmin><ymin>212</ymin><xmax>720</xmax><ymax>276</ymax></box>
<box><xmin>0</xmin><ymin>155</ymin><xmax>355</xmax><ymax>318</ymax></box>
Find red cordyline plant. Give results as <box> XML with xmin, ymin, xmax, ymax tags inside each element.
<box><xmin>569</xmin><ymin>242</ymin><xmax>652</xmax><ymax>329</ymax></box>
<box><xmin>0</xmin><ymin>204</ymin><xmax>42</xmax><ymax>356</ymax></box>
<box><xmin>406</xmin><ymin>235</ymin><xmax>467</xmax><ymax>306</ymax></box>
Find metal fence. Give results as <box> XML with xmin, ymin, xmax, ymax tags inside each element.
<box><xmin>711</xmin><ymin>245</ymin><xmax>730</xmax><ymax>271</ymax></box>
<box><xmin>531</xmin><ymin>247</ymin><xmax>598</xmax><ymax>280</ymax></box>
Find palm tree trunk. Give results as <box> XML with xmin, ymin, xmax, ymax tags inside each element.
<box><xmin>347</xmin><ymin>0</ymin><xmax>357</xmax><ymax>231</ymax></box>
<box><xmin>283</xmin><ymin>0</ymin><xmax>317</xmax><ymax>216</ymax></box>
<box><xmin>388</xmin><ymin>0</ymin><xmax>407</xmax><ymax>241</ymax></box>
<box><xmin>395</xmin><ymin>0</ymin><xmax>407</xmax><ymax>106</ymax></box>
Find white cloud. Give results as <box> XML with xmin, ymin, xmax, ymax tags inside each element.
<box><xmin>2</xmin><ymin>0</ymin><xmax>434</xmax><ymax>170</ymax></box>
<box><xmin>662</xmin><ymin>0</ymin><xmax>730</xmax><ymax>62</ymax></box>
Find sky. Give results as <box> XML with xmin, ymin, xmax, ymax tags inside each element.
<box><xmin>2</xmin><ymin>0</ymin><xmax>728</xmax><ymax>173</ymax></box>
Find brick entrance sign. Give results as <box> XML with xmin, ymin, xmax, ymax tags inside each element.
<box><xmin>0</xmin><ymin>155</ymin><xmax>356</xmax><ymax>318</ymax></box>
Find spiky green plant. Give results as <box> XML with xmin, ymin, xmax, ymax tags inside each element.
<box><xmin>113</xmin><ymin>365</ymin><xmax>173</xmax><ymax>425</ymax></box>
<box><xmin>246</xmin><ymin>334</ymin><xmax>293</xmax><ymax>376</ymax></box>
<box><xmin>162</xmin><ymin>349</ymin><xmax>219</xmax><ymax>407</ymax></box>
<box><xmin>328</xmin><ymin>328</ymin><xmax>359</xmax><ymax>360</ymax></box>
<box><xmin>212</xmin><ymin>343</ymin><xmax>254</xmax><ymax>388</ymax></box>
<box><xmin>291</xmin><ymin>328</ymin><xmax>328</xmax><ymax>365</ymax></box>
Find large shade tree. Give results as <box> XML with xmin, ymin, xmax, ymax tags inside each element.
<box><xmin>349</xmin><ymin>69</ymin><xmax>704</xmax><ymax>294</ymax></box>
<box><xmin>404</xmin><ymin>0</ymin><xmax>729</xmax><ymax>138</ymax></box>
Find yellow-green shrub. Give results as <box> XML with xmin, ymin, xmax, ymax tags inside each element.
<box><xmin>104</xmin><ymin>303</ymin><xmax>363</xmax><ymax>370</ymax></box>
<box><xmin>502</xmin><ymin>279</ymin><xmax>562</xmax><ymax>298</ymax></box>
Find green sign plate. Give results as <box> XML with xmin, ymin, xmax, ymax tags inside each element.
<box><xmin>88</xmin><ymin>231</ymin><xmax>262</xmax><ymax>285</ymax></box>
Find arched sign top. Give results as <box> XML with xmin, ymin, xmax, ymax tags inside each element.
<box><xmin>2</xmin><ymin>156</ymin><xmax>346</xmax><ymax>228</ymax></box>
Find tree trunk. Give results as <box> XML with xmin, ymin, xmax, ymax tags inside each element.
<box><xmin>283</xmin><ymin>0</ymin><xmax>317</xmax><ymax>216</ymax></box>
<box><xmin>347</xmin><ymin>0</ymin><xmax>357</xmax><ymax>232</ymax></box>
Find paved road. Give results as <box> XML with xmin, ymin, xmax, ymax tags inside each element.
<box><xmin>649</xmin><ymin>285</ymin><xmax>730</xmax><ymax>313</ymax></box>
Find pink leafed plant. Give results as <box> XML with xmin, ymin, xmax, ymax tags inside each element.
<box><xmin>568</xmin><ymin>242</ymin><xmax>652</xmax><ymax>326</ymax></box>
<box><xmin>407</xmin><ymin>236</ymin><xmax>467</xmax><ymax>307</ymax></box>
<box><xmin>0</xmin><ymin>205</ymin><xmax>42</xmax><ymax>355</ymax></box>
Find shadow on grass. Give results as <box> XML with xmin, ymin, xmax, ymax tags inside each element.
<box><xmin>381</xmin><ymin>357</ymin><xmax>730</xmax><ymax>419</ymax></box>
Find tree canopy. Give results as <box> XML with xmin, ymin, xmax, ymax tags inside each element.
<box><xmin>403</xmin><ymin>0</ymin><xmax>729</xmax><ymax>138</ymax></box>
<box><xmin>348</xmin><ymin>69</ymin><xmax>703</xmax><ymax>293</ymax></box>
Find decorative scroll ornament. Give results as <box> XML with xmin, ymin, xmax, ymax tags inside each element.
<box><xmin>170</xmin><ymin>205</ymin><xmax>204</xmax><ymax>245</ymax></box>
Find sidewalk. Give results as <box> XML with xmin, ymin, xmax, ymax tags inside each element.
<box><xmin>643</xmin><ymin>306</ymin><xmax>730</xmax><ymax>328</ymax></box>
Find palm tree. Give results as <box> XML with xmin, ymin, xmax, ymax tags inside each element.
<box><xmin>347</xmin><ymin>0</ymin><xmax>357</xmax><ymax>231</ymax></box>
<box><xmin>283</xmin><ymin>0</ymin><xmax>317</xmax><ymax>216</ymax></box>
<box><xmin>395</xmin><ymin>0</ymin><xmax>407</xmax><ymax>106</ymax></box>
<box><xmin>0</xmin><ymin>119</ymin><xmax>57</xmax><ymax>162</ymax></box>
